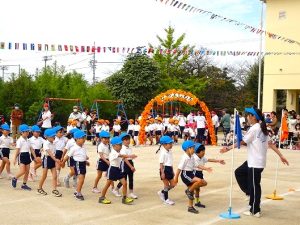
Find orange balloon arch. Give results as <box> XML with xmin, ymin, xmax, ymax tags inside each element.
<box><xmin>138</xmin><ymin>89</ymin><xmax>217</xmax><ymax>145</ymax></box>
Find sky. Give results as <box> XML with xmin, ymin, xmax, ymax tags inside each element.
<box><xmin>0</xmin><ymin>0</ymin><xmax>265</xmax><ymax>82</ymax></box>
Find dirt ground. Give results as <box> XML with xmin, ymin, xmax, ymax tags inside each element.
<box><xmin>0</xmin><ymin>137</ymin><xmax>299</xmax><ymax>225</ymax></box>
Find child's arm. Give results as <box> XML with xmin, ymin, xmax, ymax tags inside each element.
<box><xmin>159</xmin><ymin>163</ymin><xmax>165</xmax><ymax>179</ymax></box>
<box><xmin>61</xmin><ymin>154</ymin><xmax>70</xmax><ymax>168</ymax></box>
<box><xmin>174</xmin><ymin>169</ymin><xmax>181</xmax><ymax>184</ymax></box>
<box><xmin>124</xmin><ymin>158</ymin><xmax>135</xmax><ymax>172</ymax></box>
<box><xmin>197</xmin><ymin>165</ymin><xmax>213</xmax><ymax>173</ymax></box>
<box><xmin>13</xmin><ymin>148</ymin><xmax>20</xmax><ymax>165</ymax></box>
<box><xmin>30</xmin><ymin>147</ymin><xmax>40</xmax><ymax>163</ymax></box>
<box><xmin>119</xmin><ymin>154</ymin><xmax>137</xmax><ymax>159</ymax></box>
<box><xmin>208</xmin><ymin>159</ymin><xmax>225</xmax><ymax>165</ymax></box>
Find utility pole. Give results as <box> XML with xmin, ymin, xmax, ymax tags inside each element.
<box><xmin>0</xmin><ymin>66</ymin><xmax>8</xmax><ymax>80</ymax></box>
<box><xmin>43</xmin><ymin>55</ymin><xmax>52</xmax><ymax>70</ymax></box>
<box><xmin>90</xmin><ymin>42</ymin><xmax>97</xmax><ymax>85</ymax></box>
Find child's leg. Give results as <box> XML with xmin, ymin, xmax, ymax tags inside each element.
<box><xmin>120</xmin><ymin>178</ymin><xmax>127</xmax><ymax>196</ymax></box>
<box><xmin>100</xmin><ymin>180</ymin><xmax>113</xmax><ymax>197</ymax></box>
<box><xmin>38</xmin><ymin>168</ymin><xmax>48</xmax><ymax>189</ymax></box>
<box><xmin>5</xmin><ymin>158</ymin><xmax>11</xmax><ymax>174</ymax></box>
<box><xmin>50</xmin><ymin>168</ymin><xmax>57</xmax><ymax>190</ymax></box>
<box><xmin>195</xmin><ymin>188</ymin><xmax>200</xmax><ymax>201</ymax></box>
<box><xmin>93</xmin><ymin>170</ymin><xmax>103</xmax><ymax>188</ymax></box>
<box><xmin>161</xmin><ymin>179</ymin><xmax>171</xmax><ymax>200</ymax></box>
<box><xmin>23</xmin><ymin>164</ymin><xmax>30</xmax><ymax>183</ymax></box>
<box><xmin>15</xmin><ymin>164</ymin><xmax>26</xmax><ymax>179</ymax></box>
<box><xmin>128</xmin><ymin>170</ymin><xmax>134</xmax><ymax>192</ymax></box>
<box><xmin>117</xmin><ymin>173</ymin><xmax>127</xmax><ymax>190</ymax></box>
<box><xmin>0</xmin><ymin>160</ymin><xmax>6</xmax><ymax>174</ymax></box>
<box><xmin>76</xmin><ymin>174</ymin><xmax>85</xmax><ymax>194</ymax></box>
<box><xmin>55</xmin><ymin>161</ymin><xmax>61</xmax><ymax>184</ymax></box>
<box><xmin>34</xmin><ymin>157</ymin><xmax>42</xmax><ymax>171</ymax></box>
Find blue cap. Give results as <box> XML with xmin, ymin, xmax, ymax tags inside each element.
<box><xmin>182</xmin><ymin>140</ymin><xmax>195</xmax><ymax>151</ymax></box>
<box><xmin>120</xmin><ymin>133</ymin><xmax>130</xmax><ymax>140</ymax></box>
<box><xmin>69</xmin><ymin>128</ymin><xmax>80</xmax><ymax>134</ymax></box>
<box><xmin>73</xmin><ymin>130</ymin><xmax>86</xmax><ymax>139</ymax></box>
<box><xmin>194</xmin><ymin>143</ymin><xmax>205</xmax><ymax>153</ymax></box>
<box><xmin>31</xmin><ymin>125</ymin><xmax>41</xmax><ymax>132</ymax></box>
<box><xmin>19</xmin><ymin>124</ymin><xmax>30</xmax><ymax>132</ymax></box>
<box><xmin>99</xmin><ymin>130</ymin><xmax>110</xmax><ymax>138</ymax></box>
<box><xmin>53</xmin><ymin>125</ymin><xmax>63</xmax><ymax>133</ymax></box>
<box><xmin>110</xmin><ymin>136</ymin><xmax>122</xmax><ymax>145</ymax></box>
<box><xmin>245</xmin><ymin>107</ymin><xmax>261</xmax><ymax>121</ymax></box>
<box><xmin>1</xmin><ymin>124</ymin><xmax>10</xmax><ymax>131</ymax></box>
<box><xmin>44</xmin><ymin>128</ymin><xmax>56</xmax><ymax>137</ymax></box>
<box><xmin>160</xmin><ymin>136</ymin><xmax>174</xmax><ymax>144</ymax></box>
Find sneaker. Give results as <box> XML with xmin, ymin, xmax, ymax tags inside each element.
<box><xmin>195</xmin><ymin>202</ymin><xmax>206</xmax><ymax>208</ymax></box>
<box><xmin>129</xmin><ymin>192</ymin><xmax>138</xmax><ymax>199</ymax></box>
<box><xmin>64</xmin><ymin>177</ymin><xmax>70</xmax><ymax>188</ymax></box>
<box><xmin>185</xmin><ymin>189</ymin><xmax>194</xmax><ymax>200</ymax></box>
<box><xmin>37</xmin><ymin>188</ymin><xmax>47</xmax><ymax>196</ymax></box>
<box><xmin>122</xmin><ymin>197</ymin><xmax>134</xmax><ymax>205</ymax></box>
<box><xmin>92</xmin><ymin>187</ymin><xmax>101</xmax><ymax>193</ymax></box>
<box><xmin>52</xmin><ymin>190</ymin><xmax>62</xmax><ymax>197</ymax></box>
<box><xmin>74</xmin><ymin>193</ymin><xmax>84</xmax><ymax>201</ymax></box>
<box><xmin>164</xmin><ymin>199</ymin><xmax>175</xmax><ymax>205</ymax></box>
<box><xmin>21</xmin><ymin>184</ymin><xmax>32</xmax><ymax>191</ymax></box>
<box><xmin>157</xmin><ymin>191</ymin><xmax>165</xmax><ymax>202</ymax></box>
<box><xmin>188</xmin><ymin>206</ymin><xmax>199</xmax><ymax>214</ymax></box>
<box><xmin>243</xmin><ymin>211</ymin><xmax>261</xmax><ymax>218</ymax></box>
<box><xmin>112</xmin><ymin>189</ymin><xmax>121</xmax><ymax>197</ymax></box>
<box><xmin>99</xmin><ymin>196</ymin><xmax>111</xmax><ymax>204</ymax></box>
<box><xmin>11</xmin><ymin>178</ymin><xmax>17</xmax><ymax>188</ymax></box>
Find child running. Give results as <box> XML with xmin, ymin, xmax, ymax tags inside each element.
<box><xmin>98</xmin><ymin>136</ymin><xmax>136</xmax><ymax>205</ymax></box>
<box><xmin>157</xmin><ymin>135</ymin><xmax>176</xmax><ymax>205</ymax></box>
<box><xmin>0</xmin><ymin>124</ymin><xmax>14</xmax><ymax>179</ymax></box>
<box><xmin>62</xmin><ymin>130</ymin><xmax>89</xmax><ymax>200</ymax></box>
<box><xmin>174</xmin><ymin>140</ymin><xmax>207</xmax><ymax>214</ymax></box>
<box><xmin>37</xmin><ymin>128</ymin><xmax>62</xmax><ymax>197</ymax></box>
<box><xmin>193</xmin><ymin>143</ymin><xmax>225</xmax><ymax>208</ymax></box>
<box><xmin>92</xmin><ymin>130</ymin><xmax>111</xmax><ymax>193</ymax></box>
<box><xmin>12</xmin><ymin>124</ymin><xmax>40</xmax><ymax>190</ymax></box>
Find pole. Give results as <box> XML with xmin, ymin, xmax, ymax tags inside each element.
<box><xmin>257</xmin><ymin>0</ymin><xmax>264</xmax><ymax>109</ymax></box>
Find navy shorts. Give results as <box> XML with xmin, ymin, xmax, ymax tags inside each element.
<box><xmin>156</xmin><ymin>130</ymin><xmax>162</xmax><ymax>136</ymax></box>
<box><xmin>128</xmin><ymin>130</ymin><xmax>133</xmax><ymax>137</ymax></box>
<box><xmin>97</xmin><ymin>159</ymin><xmax>109</xmax><ymax>171</ymax></box>
<box><xmin>174</xmin><ymin>131</ymin><xmax>179</xmax><ymax>136</ymax></box>
<box><xmin>160</xmin><ymin>166</ymin><xmax>174</xmax><ymax>180</ymax></box>
<box><xmin>18</xmin><ymin>152</ymin><xmax>32</xmax><ymax>165</ymax></box>
<box><xmin>74</xmin><ymin>161</ymin><xmax>87</xmax><ymax>175</ymax></box>
<box><xmin>181</xmin><ymin>170</ymin><xmax>195</xmax><ymax>187</ymax></box>
<box><xmin>67</xmin><ymin>156</ymin><xmax>75</xmax><ymax>167</ymax></box>
<box><xmin>96</xmin><ymin>133</ymin><xmax>100</xmax><ymax>138</ymax></box>
<box><xmin>1</xmin><ymin>148</ymin><xmax>10</xmax><ymax>159</ymax></box>
<box><xmin>107</xmin><ymin>166</ymin><xmax>124</xmax><ymax>181</ymax></box>
<box><xmin>55</xmin><ymin>150</ymin><xmax>63</xmax><ymax>160</ymax></box>
<box><xmin>31</xmin><ymin>149</ymin><xmax>41</xmax><ymax>159</ymax></box>
<box><xmin>168</xmin><ymin>132</ymin><xmax>174</xmax><ymax>137</ymax></box>
<box><xmin>113</xmin><ymin>132</ymin><xmax>119</xmax><ymax>137</ymax></box>
<box><xmin>42</xmin><ymin>156</ymin><xmax>55</xmax><ymax>169</ymax></box>
<box><xmin>194</xmin><ymin>170</ymin><xmax>204</xmax><ymax>179</ymax></box>
<box><xmin>134</xmin><ymin>131</ymin><xmax>139</xmax><ymax>136</ymax></box>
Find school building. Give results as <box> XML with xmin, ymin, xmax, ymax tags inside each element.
<box><xmin>262</xmin><ymin>0</ymin><xmax>300</xmax><ymax>113</ymax></box>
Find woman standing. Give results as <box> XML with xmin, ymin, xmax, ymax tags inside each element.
<box><xmin>220</xmin><ymin>106</ymin><xmax>289</xmax><ymax>217</ymax></box>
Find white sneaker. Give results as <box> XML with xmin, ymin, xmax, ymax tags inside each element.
<box><xmin>157</xmin><ymin>191</ymin><xmax>165</xmax><ymax>202</ymax></box>
<box><xmin>92</xmin><ymin>188</ymin><xmax>101</xmax><ymax>193</ymax></box>
<box><xmin>243</xmin><ymin>211</ymin><xmax>261</xmax><ymax>218</ymax></box>
<box><xmin>164</xmin><ymin>199</ymin><xmax>175</xmax><ymax>205</ymax></box>
<box><xmin>112</xmin><ymin>189</ymin><xmax>121</xmax><ymax>197</ymax></box>
<box><xmin>129</xmin><ymin>192</ymin><xmax>138</xmax><ymax>199</ymax></box>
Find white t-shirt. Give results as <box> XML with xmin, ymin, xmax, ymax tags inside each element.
<box><xmin>243</xmin><ymin>123</ymin><xmax>269</xmax><ymax>168</ymax></box>
<box><xmin>193</xmin><ymin>154</ymin><xmax>208</xmax><ymax>171</ymax></box>
<box><xmin>156</xmin><ymin>123</ymin><xmax>164</xmax><ymax>131</ymax></box>
<box><xmin>163</xmin><ymin>118</ymin><xmax>169</xmax><ymax>126</ymax></box>
<box><xmin>29</xmin><ymin>136</ymin><xmax>44</xmax><ymax>150</ymax></box>
<box><xmin>16</xmin><ymin>136</ymin><xmax>31</xmax><ymax>153</ymax></box>
<box><xmin>120</xmin><ymin>145</ymin><xmax>133</xmax><ymax>160</ymax></box>
<box><xmin>42</xmin><ymin>110</ymin><xmax>52</xmax><ymax>128</ymax></box>
<box><xmin>113</xmin><ymin>124</ymin><xmax>121</xmax><ymax>132</ymax></box>
<box><xmin>43</xmin><ymin>140</ymin><xmax>55</xmax><ymax>156</ymax></box>
<box><xmin>195</xmin><ymin>115</ymin><xmax>206</xmax><ymax>129</ymax></box>
<box><xmin>187</xmin><ymin>114</ymin><xmax>194</xmax><ymax>124</ymax></box>
<box><xmin>134</xmin><ymin>124</ymin><xmax>140</xmax><ymax>132</ymax></box>
<box><xmin>178</xmin><ymin>116</ymin><xmax>187</xmax><ymax>126</ymax></box>
<box><xmin>65</xmin><ymin>138</ymin><xmax>76</xmax><ymax>153</ymax></box>
<box><xmin>159</xmin><ymin>146</ymin><xmax>173</xmax><ymax>167</ymax></box>
<box><xmin>109</xmin><ymin>149</ymin><xmax>122</xmax><ymax>167</ymax></box>
<box><xmin>101</xmin><ymin>125</ymin><xmax>110</xmax><ymax>132</ymax></box>
<box><xmin>68</xmin><ymin>143</ymin><xmax>87</xmax><ymax>162</ymax></box>
<box><xmin>97</xmin><ymin>142</ymin><xmax>110</xmax><ymax>159</ymax></box>
<box><xmin>127</xmin><ymin>124</ymin><xmax>134</xmax><ymax>132</ymax></box>
<box><xmin>178</xmin><ymin>153</ymin><xmax>194</xmax><ymax>171</ymax></box>
<box><xmin>239</xmin><ymin>116</ymin><xmax>245</xmax><ymax>129</ymax></box>
<box><xmin>188</xmin><ymin>128</ymin><xmax>196</xmax><ymax>137</ymax></box>
<box><xmin>95</xmin><ymin>124</ymin><xmax>102</xmax><ymax>133</ymax></box>
<box><xmin>212</xmin><ymin>115</ymin><xmax>219</xmax><ymax>127</ymax></box>
<box><xmin>0</xmin><ymin>135</ymin><xmax>13</xmax><ymax>148</ymax></box>
<box><xmin>54</xmin><ymin>136</ymin><xmax>68</xmax><ymax>151</ymax></box>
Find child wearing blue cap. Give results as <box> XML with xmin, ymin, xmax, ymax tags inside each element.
<box><xmin>157</xmin><ymin>135</ymin><xmax>176</xmax><ymax>205</ymax></box>
<box><xmin>174</xmin><ymin>140</ymin><xmax>207</xmax><ymax>214</ymax></box>
<box><xmin>0</xmin><ymin>124</ymin><xmax>14</xmax><ymax>179</ymax></box>
<box><xmin>98</xmin><ymin>136</ymin><xmax>137</xmax><ymax>205</ymax></box>
<box><xmin>193</xmin><ymin>143</ymin><xmax>225</xmax><ymax>208</ymax></box>
<box><xmin>37</xmin><ymin>128</ymin><xmax>62</xmax><ymax>197</ymax></box>
<box><xmin>28</xmin><ymin>125</ymin><xmax>44</xmax><ymax>180</ymax></box>
<box><xmin>92</xmin><ymin>130</ymin><xmax>111</xmax><ymax>194</ymax></box>
<box><xmin>12</xmin><ymin>124</ymin><xmax>40</xmax><ymax>190</ymax></box>
<box><xmin>62</xmin><ymin>130</ymin><xmax>89</xmax><ymax>201</ymax></box>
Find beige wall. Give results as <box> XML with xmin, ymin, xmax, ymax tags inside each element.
<box><xmin>263</xmin><ymin>0</ymin><xmax>300</xmax><ymax>112</ymax></box>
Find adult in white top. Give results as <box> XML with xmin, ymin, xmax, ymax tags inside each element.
<box><xmin>195</xmin><ymin>111</ymin><xmax>206</xmax><ymax>143</ymax></box>
<box><xmin>220</xmin><ymin>106</ymin><xmax>289</xmax><ymax>217</ymax></box>
<box><xmin>186</xmin><ymin>112</ymin><xmax>194</xmax><ymax>124</ymax></box>
<box><xmin>41</xmin><ymin>103</ymin><xmax>52</xmax><ymax>130</ymax></box>
<box><xmin>239</xmin><ymin>112</ymin><xmax>246</xmax><ymax>129</ymax></box>
<box><xmin>68</xmin><ymin>106</ymin><xmax>82</xmax><ymax>128</ymax></box>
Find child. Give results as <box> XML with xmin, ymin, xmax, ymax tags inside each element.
<box><xmin>183</xmin><ymin>125</ymin><xmax>190</xmax><ymax>141</ymax></box>
<box><xmin>28</xmin><ymin>125</ymin><xmax>44</xmax><ymax>180</ymax></box>
<box><xmin>53</xmin><ymin>126</ymin><xmax>68</xmax><ymax>186</ymax></box>
<box><xmin>101</xmin><ymin>120</ymin><xmax>110</xmax><ymax>132</ymax></box>
<box><xmin>0</xmin><ymin>124</ymin><xmax>14</xmax><ymax>179</ymax></box>
<box><xmin>157</xmin><ymin>136</ymin><xmax>176</xmax><ymax>205</ymax></box>
<box><xmin>133</xmin><ymin>120</ymin><xmax>140</xmax><ymax>146</ymax></box>
<box><xmin>193</xmin><ymin>143</ymin><xmax>225</xmax><ymax>208</ymax></box>
<box><xmin>127</xmin><ymin>119</ymin><xmax>135</xmax><ymax>141</ymax></box>
<box><xmin>155</xmin><ymin>117</ymin><xmax>164</xmax><ymax>145</ymax></box>
<box><xmin>174</xmin><ymin>140</ymin><xmax>207</xmax><ymax>214</ymax></box>
<box><xmin>112</xmin><ymin>120</ymin><xmax>121</xmax><ymax>137</ymax></box>
<box><xmin>37</xmin><ymin>128</ymin><xmax>62</xmax><ymax>197</ymax></box>
<box><xmin>62</xmin><ymin>128</ymin><xmax>79</xmax><ymax>188</ymax></box>
<box><xmin>12</xmin><ymin>124</ymin><xmax>40</xmax><ymax>190</ymax></box>
<box><xmin>62</xmin><ymin>130</ymin><xmax>89</xmax><ymax>200</ymax></box>
<box><xmin>92</xmin><ymin>130</ymin><xmax>111</xmax><ymax>193</ymax></box>
<box><xmin>114</xmin><ymin>133</ymin><xmax>138</xmax><ymax>199</ymax></box>
<box><xmin>174</xmin><ymin>120</ymin><xmax>180</xmax><ymax>143</ymax></box>
<box><xmin>98</xmin><ymin>136</ymin><xmax>137</xmax><ymax>205</ymax></box>
<box><xmin>94</xmin><ymin>119</ymin><xmax>103</xmax><ymax>142</ymax></box>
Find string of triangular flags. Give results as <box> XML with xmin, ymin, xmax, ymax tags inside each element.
<box><xmin>156</xmin><ymin>0</ymin><xmax>300</xmax><ymax>46</ymax></box>
<box><xmin>1</xmin><ymin>42</ymin><xmax>300</xmax><ymax>56</ymax></box>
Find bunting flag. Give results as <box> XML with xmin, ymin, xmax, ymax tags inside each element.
<box><xmin>156</xmin><ymin>0</ymin><xmax>300</xmax><ymax>46</ymax></box>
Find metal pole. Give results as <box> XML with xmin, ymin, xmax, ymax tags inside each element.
<box><xmin>257</xmin><ymin>0</ymin><xmax>264</xmax><ymax>109</ymax></box>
